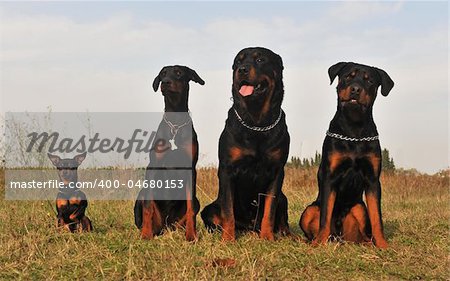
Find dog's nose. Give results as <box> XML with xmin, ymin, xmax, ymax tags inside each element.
<box><xmin>351</xmin><ymin>85</ymin><xmax>361</xmax><ymax>95</ymax></box>
<box><xmin>238</xmin><ymin>65</ymin><xmax>250</xmax><ymax>75</ymax></box>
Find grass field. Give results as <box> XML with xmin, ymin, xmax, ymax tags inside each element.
<box><xmin>0</xmin><ymin>168</ymin><xmax>448</xmax><ymax>280</ymax></box>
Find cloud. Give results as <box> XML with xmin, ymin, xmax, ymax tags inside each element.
<box><xmin>0</xmin><ymin>2</ymin><xmax>447</xmax><ymax>173</ymax></box>
<box><xmin>326</xmin><ymin>1</ymin><xmax>404</xmax><ymax>23</ymax></box>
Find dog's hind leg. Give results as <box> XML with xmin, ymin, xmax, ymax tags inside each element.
<box><xmin>141</xmin><ymin>200</ymin><xmax>162</xmax><ymax>240</ymax></box>
<box><xmin>299</xmin><ymin>203</ymin><xmax>320</xmax><ymax>241</ymax></box>
<box><xmin>184</xmin><ymin>186</ymin><xmax>198</xmax><ymax>241</ymax></box>
<box><xmin>275</xmin><ymin>192</ymin><xmax>290</xmax><ymax>235</ymax></box>
<box><xmin>342</xmin><ymin>207</ymin><xmax>373</xmax><ymax>244</ymax></box>
<box><xmin>200</xmin><ymin>202</ymin><xmax>222</xmax><ymax>232</ymax></box>
<box><xmin>80</xmin><ymin>216</ymin><xmax>93</xmax><ymax>232</ymax></box>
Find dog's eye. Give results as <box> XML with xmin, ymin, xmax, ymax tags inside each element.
<box><xmin>176</xmin><ymin>71</ymin><xmax>182</xmax><ymax>76</ymax></box>
<box><xmin>256</xmin><ymin>58</ymin><xmax>265</xmax><ymax>64</ymax></box>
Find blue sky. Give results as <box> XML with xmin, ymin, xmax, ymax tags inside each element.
<box><xmin>0</xmin><ymin>1</ymin><xmax>448</xmax><ymax>173</ymax></box>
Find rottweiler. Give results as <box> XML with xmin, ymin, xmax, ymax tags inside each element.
<box><xmin>201</xmin><ymin>47</ymin><xmax>290</xmax><ymax>241</ymax></box>
<box><xmin>48</xmin><ymin>152</ymin><xmax>92</xmax><ymax>232</ymax></box>
<box><xmin>299</xmin><ymin>62</ymin><xmax>394</xmax><ymax>248</ymax></box>
<box><xmin>134</xmin><ymin>65</ymin><xmax>204</xmax><ymax>241</ymax></box>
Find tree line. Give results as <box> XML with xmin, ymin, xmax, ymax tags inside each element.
<box><xmin>287</xmin><ymin>149</ymin><xmax>395</xmax><ymax>171</ymax></box>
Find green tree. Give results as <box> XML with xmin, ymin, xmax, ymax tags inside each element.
<box><xmin>381</xmin><ymin>148</ymin><xmax>395</xmax><ymax>171</ymax></box>
<box><xmin>287</xmin><ymin>151</ymin><xmax>322</xmax><ymax>168</ymax></box>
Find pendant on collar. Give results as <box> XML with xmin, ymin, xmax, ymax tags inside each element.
<box><xmin>169</xmin><ymin>138</ymin><xmax>178</xmax><ymax>150</ymax></box>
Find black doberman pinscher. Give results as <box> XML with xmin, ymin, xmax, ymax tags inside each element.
<box><xmin>134</xmin><ymin>65</ymin><xmax>204</xmax><ymax>241</ymax></box>
<box><xmin>48</xmin><ymin>152</ymin><xmax>92</xmax><ymax>232</ymax></box>
<box><xmin>299</xmin><ymin>62</ymin><xmax>394</xmax><ymax>248</ymax></box>
<box><xmin>201</xmin><ymin>47</ymin><xmax>290</xmax><ymax>241</ymax></box>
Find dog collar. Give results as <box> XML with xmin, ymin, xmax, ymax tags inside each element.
<box><xmin>326</xmin><ymin>130</ymin><xmax>379</xmax><ymax>142</ymax></box>
<box><xmin>233</xmin><ymin>108</ymin><xmax>283</xmax><ymax>132</ymax></box>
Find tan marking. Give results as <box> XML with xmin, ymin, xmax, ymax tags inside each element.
<box><xmin>141</xmin><ymin>203</ymin><xmax>154</xmax><ymax>239</ymax></box>
<box><xmin>342</xmin><ymin>212</ymin><xmax>362</xmax><ymax>242</ymax></box>
<box><xmin>268</xmin><ymin>148</ymin><xmax>282</xmax><ymax>161</ymax></box>
<box><xmin>56</xmin><ymin>199</ymin><xmax>68</xmax><ymax>208</ymax></box>
<box><xmin>229</xmin><ymin>147</ymin><xmax>243</xmax><ymax>162</ymax></box>
<box><xmin>248</xmin><ymin>66</ymin><xmax>257</xmax><ymax>81</ymax></box>
<box><xmin>349</xmin><ymin>204</ymin><xmax>370</xmax><ymax>242</ymax></box>
<box><xmin>359</xmin><ymin>90</ymin><xmax>371</xmax><ymax>106</ymax></box>
<box><xmin>69</xmin><ymin>212</ymin><xmax>79</xmax><ymax>221</ymax></box>
<box><xmin>260</xmin><ymin>74</ymin><xmax>275</xmax><ymax>119</ymax></box>
<box><xmin>69</xmin><ymin>197</ymin><xmax>81</xmax><ymax>205</ymax></box>
<box><xmin>329</xmin><ymin>152</ymin><xmax>349</xmax><ymax>173</ymax></box>
<box><xmin>260</xmin><ymin>195</ymin><xmax>275</xmax><ymax>240</ymax></box>
<box><xmin>212</xmin><ymin>214</ymin><xmax>222</xmax><ymax>225</ymax></box>
<box><xmin>81</xmin><ymin>216</ymin><xmax>92</xmax><ymax>232</ymax></box>
<box><xmin>221</xmin><ymin>219</ymin><xmax>235</xmax><ymax>241</ymax></box>
<box><xmin>154</xmin><ymin>139</ymin><xmax>168</xmax><ymax>161</ymax></box>
<box><xmin>300</xmin><ymin>205</ymin><xmax>320</xmax><ymax>240</ymax></box>
<box><xmin>312</xmin><ymin>191</ymin><xmax>336</xmax><ymax>245</ymax></box>
<box><xmin>338</xmin><ymin>87</ymin><xmax>351</xmax><ymax>101</ymax></box>
<box><xmin>229</xmin><ymin>146</ymin><xmax>254</xmax><ymax>162</ymax></box>
<box><xmin>181</xmin><ymin>142</ymin><xmax>197</xmax><ymax>161</ymax></box>
<box><xmin>141</xmin><ymin>201</ymin><xmax>163</xmax><ymax>240</ymax></box>
<box><xmin>367</xmin><ymin>153</ymin><xmax>381</xmax><ymax>175</ymax></box>
<box><xmin>184</xmin><ymin>188</ymin><xmax>197</xmax><ymax>241</ymax></box>
<box><xmin>366</xmin><ymin>194</ymin><xmax>388</xmax><ymax>248</ymax></box>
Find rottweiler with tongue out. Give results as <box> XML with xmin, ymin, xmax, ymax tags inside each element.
<box><xmin>201</xmin><ymin>47</ymin><xmax>290</xmax><ymax>241</ymax></box>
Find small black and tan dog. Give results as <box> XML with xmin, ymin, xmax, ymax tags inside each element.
<box><xmin>299</xmin><ymin>62</ymin><xmax>394</xmax><ymax>248</ymax></box>
<box><xmin>134</xmin><ymin>65</ymin><xmax>204</xmax><ymax>241</ymax></box>
<box><xmin>201</xmin><ymin>47</ymin><xmax>290</xmax><ymax>241</ymax></box>
<box><xmin>48</xmin><ymin>152</ymin><xmax>92</xmax><ymax>232</ymax></box>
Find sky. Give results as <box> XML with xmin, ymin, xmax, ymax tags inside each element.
<box><xmin>0</xmin><ymin>1</ymin><xmax>448</xmax><ymax>174</ymax></box>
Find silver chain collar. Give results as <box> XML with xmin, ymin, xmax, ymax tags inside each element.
<box><xmin>163</xmin><ymin>113</ymin><xmax>192</xmax><ymax>135</ymax></box>
<box><xmin>162</xmin><ymin>113</ymin><xmax>192</xmax><ymax>149</ymax></box>
<box><xmin>326</xmin><ymin>130</ymin><xmax>379</xmax><ymax>142</ymax></box>
<box><xmin>233</xmin><ymin>108</ymin><xmax>283</xmax><ymax>132</ymax></box>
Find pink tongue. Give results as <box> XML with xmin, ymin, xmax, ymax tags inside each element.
<box><xmin>239</xmin><ymin>85</ymin><xmax>254</xmax><ymax>96</ymax></box>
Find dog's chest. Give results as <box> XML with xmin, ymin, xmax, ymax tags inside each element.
<box><xmin>330</xmin><ymin>151</ymin><xmax>379</xmax><ymax>169</ymax></box>
<box><xmin>230</xmin><ymin>151</ymin><xmax>279</xmax><ymax>183</ymax></box>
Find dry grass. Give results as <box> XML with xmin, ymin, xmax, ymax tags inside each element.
<box><xmin>0</xmin><ymin>168</ymin><xmax>449</xmax><ymax>280</ymax></box>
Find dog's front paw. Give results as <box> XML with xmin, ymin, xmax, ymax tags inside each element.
<box><xmin>374</xmin><ymin>238</ymin><xmax>389</xmax><ymax>249</ymax></box>
<box><xmin>141</xmin><ymin>228</ymin><xmax>154</xmax><ymax>240</ymax></box>
<box><xmin>260</xmin><ymin>230</ymin><xmax>275</xmax><ymax>241</ymax></box>
<box><xmin>312</xmin><ymin>230</ymin><xmax>329</xmax><ymax>246</ymax></box>
<box><xmin>221</xmin><ymin>221</ymin><xmax>235</xmax><ymax>242</ymax></box>
<box><xmin>185</xmin><ymin>230</ymin><xmax>197</xmax><ymax>242</ymax></box>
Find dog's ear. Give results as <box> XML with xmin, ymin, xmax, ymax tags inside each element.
<box><xmin>328</xmin><ymin>62</ymin><xmax>348</xmax><ymax>85</ymax></box>
<box><xmin>273</xmin><ymin>53</ymin><xmax>284</xmax><ymax>78</ymax></box>
<box><xmin>276</xmin><ymin>53</ymin><xmax>284</xmax><ymax>71</ymax></box>
<box><xmin>48</xmin><ymin>153</ymin><xmax>61</xmax><ymax>166</ymax></box>
<box><xmin>187</xmin><ymin>68</ymin><xmax>205</xmax><ymax>85</ymax></box>
<box><xmin>74</xmin><ymin>152</ymin><xmax>87</xmax><ymax>165</ymax></box>
<box><xmin>152</xmin><ymin>73</ymin><xmax>161</xmax><ymax>92</ymax></box>
<box><xmin>375</xmin><ymin>67</ymin><xmax>394</xmax><ymax>96</ymax></box>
